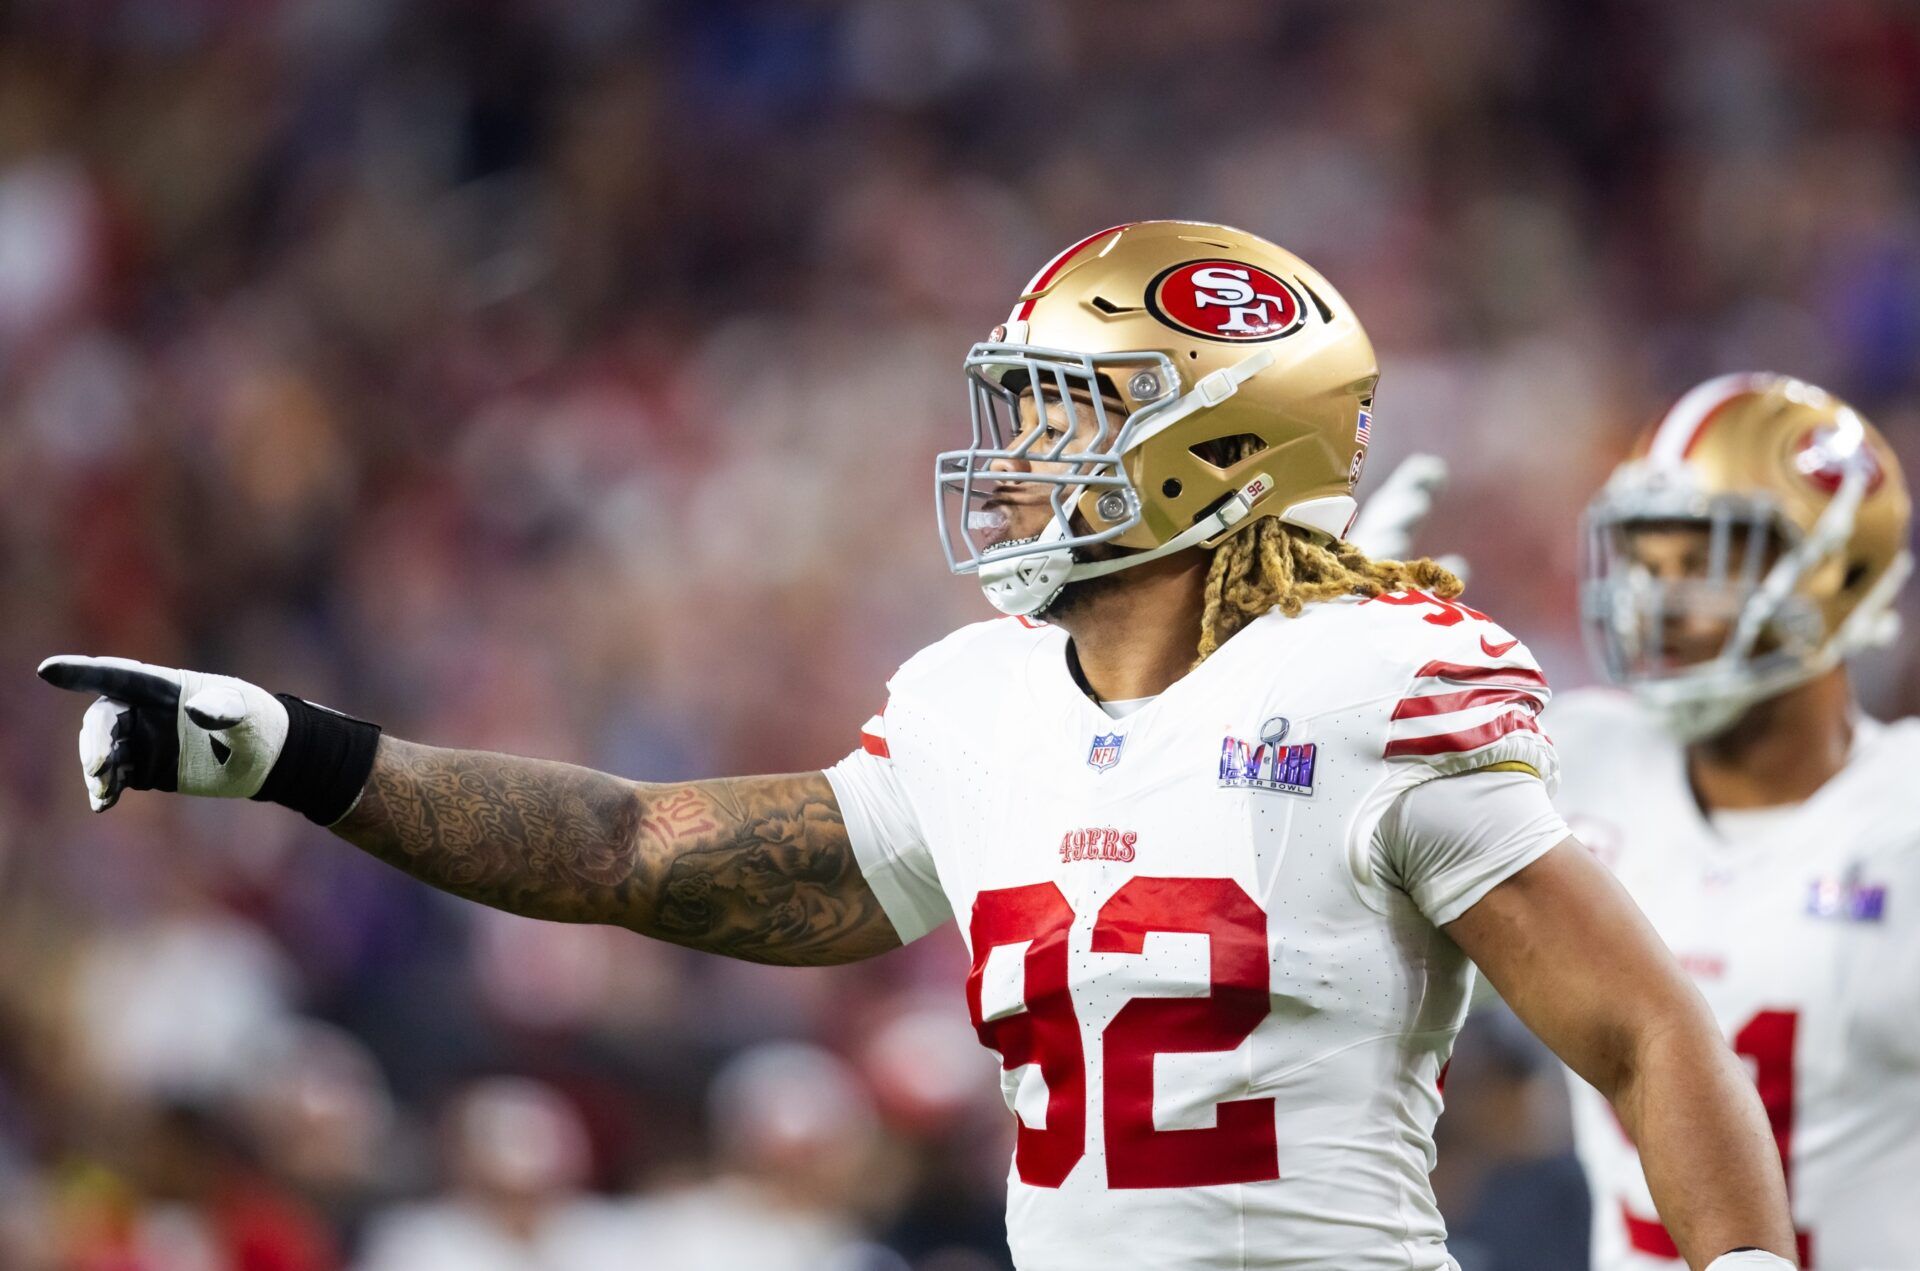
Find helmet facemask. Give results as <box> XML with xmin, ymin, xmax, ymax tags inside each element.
<box><xmin>1582</xmin><ymin>453</ymin><xmax>1902</xmax><ymax>741</ymax></box>
<box><xmin>938</xmin><ymin>339</ymin><xmax>1275</xmax><ymax>617</ymax></box>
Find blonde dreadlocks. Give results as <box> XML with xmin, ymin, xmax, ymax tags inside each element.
<box><xmin>1195</xmin><ymin>518</ymin><xmax>1462</xmax><ymax>663</ymax></box>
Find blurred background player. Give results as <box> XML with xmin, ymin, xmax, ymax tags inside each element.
<box><xmin>40</xmin><ymin>222</ymin><xmax>1798</xmax><ymax>1270</ymax></box>
<box><xmin>354</xmin><ymin>1076</ymin><xmax>613</xmax><ymax>1270</ymax></box>
<box><xmin>1352</xmin><ymin>374</ymin><xmax>1916</xmax><ymax>1270</ymax></box>
<box><xmin>356</xmin><ymin>1056</ymin><xmax>891</xmax><ymax>1271</ymax></box>
<box><xmin>1566</xmin><ymin>376</ymin><xmax>1916</xmax><ymax>1271</ymax></box>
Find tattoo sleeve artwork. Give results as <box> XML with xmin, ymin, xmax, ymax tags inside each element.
<box><xmin>333</xmin><ymin>738</ymin><xmax>902</xmax><ymax>966</ymax></box>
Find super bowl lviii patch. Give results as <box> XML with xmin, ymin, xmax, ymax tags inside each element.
<box><xmin>1806</xmin><ymin>866</ymin><xmax>1886</xmax><ymax>923</ymax></box>
<box><xmin>1219</xmin><ymin>736</ymin><xmax>1316</xmax><ymax>795</ymax></box>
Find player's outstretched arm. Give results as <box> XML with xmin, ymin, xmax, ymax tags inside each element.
<box><xmin>1446</xmin><ymin>840</ymin><xmax>1796</xmax><ymax>1270</ymax></box>
<box><xmin>37</xmin><ymin>655</ymin><xmax>901</xmax><ymax>967</ymax></box>
<box><xmin>337</xmin><ymin>740</ymin><xmax>898</xmax><ymax>965</ymax></box>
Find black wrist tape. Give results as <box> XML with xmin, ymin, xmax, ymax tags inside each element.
<box><xmin>252</xmin><ymin>695</ymin><xmax>383</xmax><ymax>825</ymax></box>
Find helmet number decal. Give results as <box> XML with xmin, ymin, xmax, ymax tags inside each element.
<box><xmin>1146</xmin><ymin>260</ymin><xmax>1306</xmax><ymax>343</ymax></box>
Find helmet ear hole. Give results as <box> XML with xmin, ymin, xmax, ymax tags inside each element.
<box><xmin>1844</xmin><ymin>561</ymin><xmax>1871</xmax><ymax>593</ymax></box>
<box><xmin>1162</xmin><ymin>478</ymin><xmax>1183</xmax><ymax>498</ymax></box>
<box><xmin>1190</xmin><ymin>434</ymin><xmax>1267</xmax><ymax>470</ymax></box>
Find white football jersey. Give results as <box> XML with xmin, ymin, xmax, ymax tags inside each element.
<box><xmin>826</xmin><ymin>590</ymin><xmax>1566</xmax><ymax>1270</ymax></box>
<box><xmin>1555</xmin><ymin>689</ymin><xmax>1920</xmax><ymax>1271</ymax></box>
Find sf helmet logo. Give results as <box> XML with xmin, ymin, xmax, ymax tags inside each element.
<box><xmin>1147</xmin><ymin>259</ymin><xmax>1306</xmax><ymax>342</ymax></box>
<box><xmin>1793</xmin><ymin>425</ymin><xmax>1885</xmax><ymax>496</ymax></box>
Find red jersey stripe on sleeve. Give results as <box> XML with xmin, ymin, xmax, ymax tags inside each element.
<box><xmin>861</xmin><ymin>731</ymin><xmax>891</xmax><ymax>758</ymax></box>
<box><xmin>1413</xmin><ymin>659</ymin><xmax>1548</xmax><ymax>688</ymax></box>
<box><xmin>1391</xmin><ymin>686</ymin><xmax>1545</xmax><ymax>721</ymax></box>
<box><xmin>1384</xmin><ymin>708</ymin><xmax>1541</xmax><ymax>758</ymax></box>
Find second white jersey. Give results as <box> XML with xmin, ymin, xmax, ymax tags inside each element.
<box><xmin>828</xmin><ymin>592</ymin><xmax>1567</xmax><ymax>1270</ymax></box>
<box><xmin>1554</xmin><ymin>689</ymin><xmax>1920</xmax><ymax>1271</ymax></box>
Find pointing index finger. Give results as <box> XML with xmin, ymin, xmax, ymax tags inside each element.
<box><xmin>37</xmin><ymin>655</ymin><xmax>182</xmax><ymax>710</ymax></box>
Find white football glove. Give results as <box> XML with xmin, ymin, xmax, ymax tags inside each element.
<box><xmin>37</xmin><ymin>655</ymin><xmax>290</xmax><ymax>812</ymax></box>
<box><xmin>1346</xmin><ymin>453</ymin><xmax>1471</xmax><ymax>584</ymax></box>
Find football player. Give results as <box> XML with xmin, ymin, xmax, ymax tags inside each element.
<box><xmin>1352</xmin><ymin>374</ymin><xmax>1914</xmax><ymax>1270</ymax></box>
<box><xmin>1568</xmin><ymin>376</ymin><xmax>1914</xmax><ymax>1271</ymax></box>
<box><xmin>41</xmin><ymin>223</ymin><xmax>1797</xmax><ymax>1271</ymax></box>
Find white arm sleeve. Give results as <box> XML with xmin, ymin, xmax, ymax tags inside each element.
<box><xmin>823</xmin><ymin>747</ymin><xmax>953</xmax><ymax>944</ymax></box>
<box><xmin>1373</xmin><ymin>767</ymin><xmax>1571</xmax><ymax>927</ymax></box>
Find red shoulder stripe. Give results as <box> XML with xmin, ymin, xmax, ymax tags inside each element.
<box><xmin>1384</xmin><ymin>709</ymin><xmax>1540</xmax><ymax>758</ymax></box>
<box><xmin>860</xmin><ymin>731</ymin><xmax>890</xmax><ymax>758</ymax></box>
<box><xmin>1391</xmin><ymin>686</ymin><xmax>1545</xmax><ymax>721</ymax></box>
<box><xmin>1414</xmin><ymin>659</ymin><xmax>1548</xmax><ymax>688</ymax></box>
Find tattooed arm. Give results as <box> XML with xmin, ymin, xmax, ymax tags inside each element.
<box><xmin>332</xmin><ymin>737</ymin><xmax>902</xmax><ymax>966</ymax></box>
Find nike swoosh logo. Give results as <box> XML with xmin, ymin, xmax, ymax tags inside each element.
<box><xmin>1480</xmin><ymin>635</ymin><xmax>1519</xmax><ymax>657</ymax></box>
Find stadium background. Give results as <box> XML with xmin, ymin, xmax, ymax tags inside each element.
<box><xmin>2</xmin><ymin>0</ymin><xmax>1918</xmax><ymax>1266</ymax></box>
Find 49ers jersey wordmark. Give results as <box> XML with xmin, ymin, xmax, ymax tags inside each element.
<box><xmin>1556</xmin><ymin>690</ymin><xmax>1920</xmax><ymax>1271</ymax></box>
<box><xmin>827</xmin><ymin>593</ymin><xmax>1568</xmax><ymax>1270</ymax></box>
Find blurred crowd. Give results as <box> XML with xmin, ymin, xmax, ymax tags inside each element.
<box><xmin>2</xmin><ymin>0</ymin><xmax>1919</xmax><ymax>1267</ymax></box>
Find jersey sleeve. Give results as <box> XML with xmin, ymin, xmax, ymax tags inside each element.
<box><xmin>822</xmin><ymin>710</ymin><xmax>953</xmax><ymax>944</ymax></box>
<box><xmin>1382</xmin><ymin>649</ymin><xmax>1557</xmax><ymax>785</ymax></box>
<box><xmin>1345</xmin><ymin>595</ymin><xmax>1564</xmax><ymax>913</ymax></box>
<box><xmin>1370</xmin><ymin>767</ymin><xmax>1571</xmax><ymax>926</ymax></box>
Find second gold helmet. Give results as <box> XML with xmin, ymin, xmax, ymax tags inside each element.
<box><xmin>1583</xmin><ymin>372</ymin><xmax>1912</xmax><ymax>738</ymax></box>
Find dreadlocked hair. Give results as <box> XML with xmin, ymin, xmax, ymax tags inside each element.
<box><xmin>1195</xmin><ymin>516</ymin><xmax>1463</xmax><ymax>664</ymax></box>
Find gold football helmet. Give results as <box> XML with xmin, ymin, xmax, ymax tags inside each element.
<box><xmin>1583</xmin><ymin>373</ymin><xmax>1912</xmax><ymax>739</ymax></box>
<box><xmin>937</xmin><ymin>221</ymin><xmax>1379</xmax><ymax>616</ymax></box>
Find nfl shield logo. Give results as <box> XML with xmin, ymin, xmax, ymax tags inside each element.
<box><xmin>1087</xmin><ymin>732</ymin><xmax>1125</xmax><ymax>772</ymax></box>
